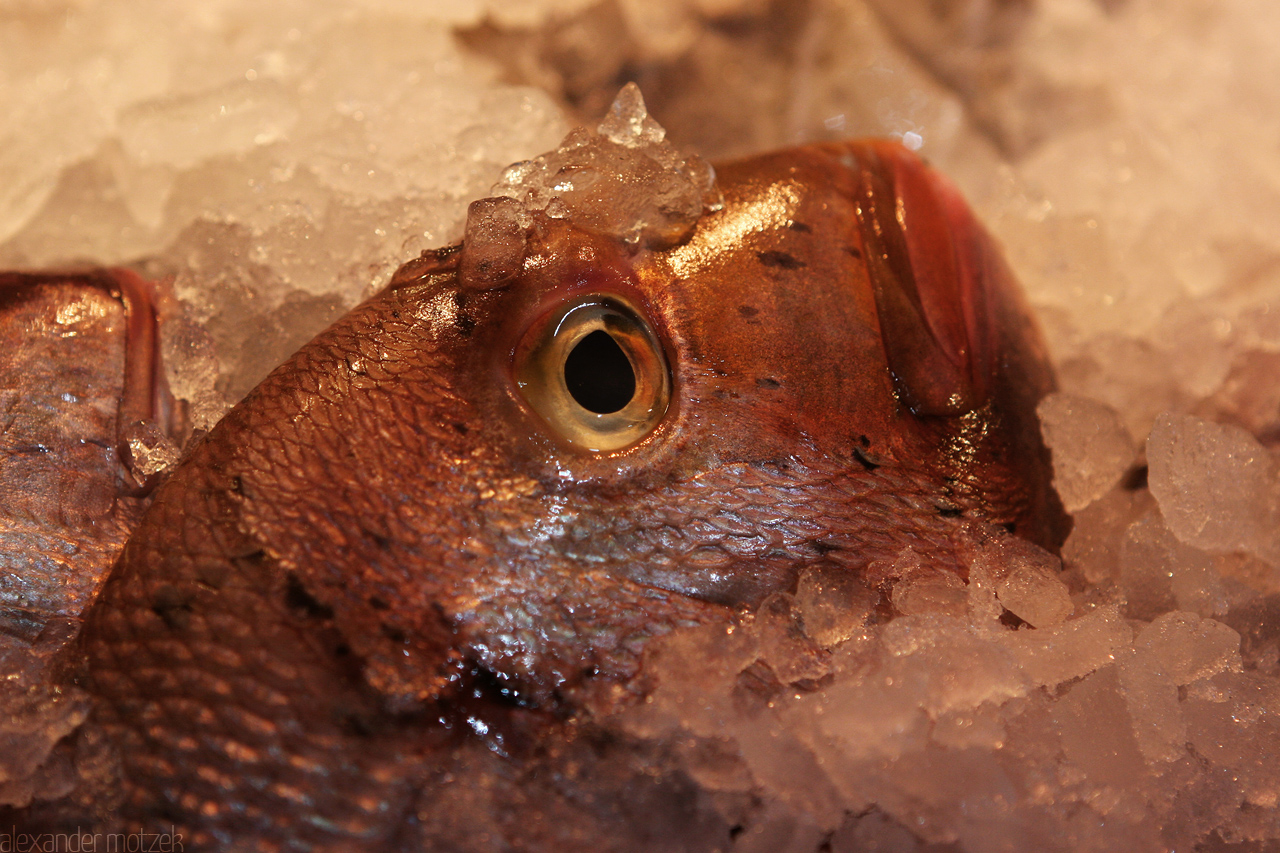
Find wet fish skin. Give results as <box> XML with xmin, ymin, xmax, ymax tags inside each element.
<box><xmin>22</xmin><ymin>141</ymin><xmax>1065</xmax><ymax>846</ymax></box>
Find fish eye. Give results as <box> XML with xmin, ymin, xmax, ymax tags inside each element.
<box><xmin>514</xmin><ymin>297</ymin><xmax>671</xmax><ymax>452</ymax></box>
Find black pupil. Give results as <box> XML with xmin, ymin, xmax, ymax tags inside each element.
<box><xmin>564</xmin><ymin>330</ymin><xmax>636</xmax><ymax>414</ymax></box>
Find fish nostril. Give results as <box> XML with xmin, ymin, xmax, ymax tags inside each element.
<box><xmin>564</xmin><ymin>330</ymin><xmax>636</xmax><ymax>414</ymax></box>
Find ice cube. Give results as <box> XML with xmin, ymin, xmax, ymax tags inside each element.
<box><xmin>1052</xmin><ymin>666</ymin><xmax>1146</xmax><ymax>789</ymax></box>
<box><xmin>1037</xmin><ymin>392</ymin><xmax>1136</xmax><ymax>512</ymax></box>
<box><xmin>890</xmin><ymin>566</ymin><xmax>969</xmax><ymax>619</ymax></box>
<box><xmin>961</xmin><ymin>528</ymin><xmax>1074</xmax><ymax>628</ymax></box>
<box><xmin>1134</xmin><ymin>611</ymin><xmax>1241</xmax><ymax>686</ymax></box>
<box><xmin>793</xmin><ymin>564</ymin><xmax>877</xmax><ymax>647</ymax></box>
<box><xmin>489</xmin><ymin>83</ymin><xmax>722</xmax><ymax>249</ymax></box>
<box><xmin>1147</xmin><ymin>413</ymin><xmax>1280</xmax><ymax>566</ymax></box>
<box><xmin>1003</xmin><ymin>604</ymin><xmax>1133</xmax><ymax>688</ymax></box>
<box><xmin>1119</xmin><ymin>509</ymin><xmax>1231</xmax><ymax>619</ymax></box>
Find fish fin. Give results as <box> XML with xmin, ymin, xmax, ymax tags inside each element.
<box><xmin>849</xmin><ymin>141</ymin><xmax>996</xmax><ymax>416</ymax></box>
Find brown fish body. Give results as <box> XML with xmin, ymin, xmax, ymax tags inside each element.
<box><xmin>10</xmin><ymin>140</ymin><xmax>1065</xmax><ymax>846</ymax></box>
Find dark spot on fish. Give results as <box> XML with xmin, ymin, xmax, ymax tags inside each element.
<box><xmin>1000</xmin><ymin>522</ymin><xmax>1017</xmax><ymax>534</ymax></box>
<box><xmin>340</xmin><ymin>710</ymin><xmax>375</xmax><ymax>738</ymax></box>
<box><xmin>452</xmin><ymin>422</ymin><xmax>469</xmax><ymax>434</ymax></box>
<box><xmin>382</xmin><ymin>623</ymin><xmax>408</xmax><ymax>644</ymax></box>
<box><xmin>729</xmin><ymin>826</ymin><xmax>746</xmax><ymax>841</ymax></box>
<box><xmin>150</xmin><ymin>586</ymin><xmax>193</xmax><ymax>631</ymax></box>
<box><xmin>8</xmin><ymin>443</ymin><xmax>51</xmax><ymax>456</ymax></box>
<box><xmin>844</xmin><ymin>245</ymin><xmax>863</xmax><ymax>259</ymax></box>
<box><xmin>756</xmin><ymin>377</ymin><xmax>781</xmax><ymax>389</ymax></box>
<box><xmin>285</xmin><ymin>572</ymin><xmax>334</xmax><ymax>620</ymax></box>
<box><xmin>197</xmin><ymin>560</ymin><xmax>235</xmax><ymax>591</ymax></box>
<box><xmin>452</xmin><ymin>290</ymin><xmax>476</xmax><ymax>335</ymax></box>
<box><xmin>422</xmin><ymin>244</ymin><xmax>462</xmax><ymax>264</ymax></box>
<box><xmin>788</xmin><ymin>221</ymin><xmax>813</xmax><ymax>233</ymax></box>
<box><xmin>811</xmin><ymin>540</ymin><xmax>841</xmax><ymax>555</ymax></box>
<box><xmin>852</xmin><ymin>446</ymin><xmax>879</xmax><ymax>470</ymax></box>
<box><xmin>229</xmin><ymin>474</ymin><xmax>243</xmax><ymax>494</ymax></box>
<box><xmin>391</xmin><ymin>310</ymin><xmax>401</xmax><ymax>319</ymax></box>
<box><xmin>334</xmin><ymin>643</ymin><xmax>351</xmax><ymax>657</ymax></box>
<box><xmin>737</xmin><ymin>305</ymin><xmax>759</xmax><ymax>318</ymax></box>
<box><xmin>756</xmin><ymin>250</ymin><xmax>806</xmax><ymax>270</ymax></box>
<box><xmin>937</xmin><ymin>506</ymin><xmax>963</xmax><ymax>519</ymax></box>
<box><xmin>1122</xmin><ymin>464</ymin><xmax>1149</xmax><ymax>491</ymax></box>
<box><xmin>582</xmin><ymin>665</ymin><xmax>599</xmax><ymax>678</ymax></box>
<box><xmin>858</xmin><ymin>434</ymin><xmax>871</xmax><ymax>448</ymax></box>
<box><xmin>0</xmin><ymin>280</ymin><xmax>42</xmax><ymax>313</ymax></box>
<box><xmin>369</xmin><ymin>596</ymin><xmax>390</xmax><ymax>611</ymax></box>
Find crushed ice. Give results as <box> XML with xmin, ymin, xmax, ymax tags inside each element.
<box><xmin>485</xmin><ymin>82</ymin><xmax>723</xmax><ymax>253</ymax></box>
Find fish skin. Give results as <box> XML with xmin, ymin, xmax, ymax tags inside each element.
<box><xmin>12</xmin><ymin>141</ymin><xmax>1066</xmax><ymax>846</ymax></box>
<box><xmin>0</xmin><ymin>270</ymin><xmax>166</xmax><ymax>626</ymax></box>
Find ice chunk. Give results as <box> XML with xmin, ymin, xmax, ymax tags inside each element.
<box><xmin>879</xmin><ymin>617</ymin><xmax>1028</xmax><ymax>716</ymax></box>
<box><xmin>460</xmin><ymin>196</ymin><xmax>528</xmax><ymax>289</ymax></box>
<box><xmin>995</xmin><ymin>564</ymin><xmax>1074</xmax><ymax>629</ymax></box>
<box><xmin>598</xmin><ymin>82</ymin><xmax>669</xmax><ymax>148</ymax></box>
<box><xmin>1003</xmin><ymin>604</ymin><xmax>1133</xmax><ymax>688</ymax></box>
<box><xmin>1133</xmin><ymin>611</ymin><xmax>1241</xmax><ymax>686</ymax></box>
<box><xmin>118</xmin><ymin>79</ymin><xmax>299</xmax><ymax>170</ymax></box>
<box><xmin>490</xmin><ymin>83</ymin><xmax>722</xmax><ymax>249</ymax></box>
<box><xmin>1053</xmin><ymin>335</ymin><xmax>1184</xmax><ymax>445</ymax></box>
<box><xmin>1052</xmin><ymin>666</ymin><xmax>1145</xmax><ymax>789</ymax></box>
<box><xmin>793</xmin><ymin>564</ymin><xmax>877</xmax><ymax>647</ymax></box>
<box><xmin>754</xmin><ymin>593</ymin><xmax>832</xmax><ymax>685</ymax></box>
<box><xmin>626</xmin><ymin>620</ymin><xmax>757</xmax><ymax>739</ymax></box>
<box><xmin>961</xmin><ymin>528</ymin><xmax>1074</xmax><ymax>628</ymax></box>
<box><xmin>121</xmin><ymin>419</ymin><xmax>182</xmax><ymax>481</ymax></box>
<box><xmin>1119</xmin><ymin>509</ymin><xmax>1231</xmax><ymax>619</ymax></box>
<box><xmin>1062</xmin><ymin>487</ymin><xmax>1153</xmax><ymax>585</ymax></box>
<box><xmin>889</xmin><ymin>566</ymin><xmax>969</xmax><ymax>619</ymax></box>
<box><xmin>1117</xmin><ymin>511</ymin><xmax>1180</xmax><ymax>620</ymax></box>
<box><xmin>1037</xmin><ymin>392</ymin><xmax>1135</xmax><ymax>512</ymax></box>
<box><xmin>1183</xmin><ymin>672</ymin><xmax>1280</xmax><ymax>811</ymax></box>
<box><xmin>1116</xmin><ymin>649</ymin><xmax>1185</xmax><ymax>766</ymax></box>
<box><xmin>1147</xmin><ymin>413</ymin><xmax>1280</xmax><ymax>566</ymax></box>
<box><xmin>1202</xmin><ymin>349</ymin><xmax>1280</xmax><ymax>448</ymax></box>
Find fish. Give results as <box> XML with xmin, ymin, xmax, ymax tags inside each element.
<box><xmin>4</xmin><ymin>125</ymin><xmax>1067</xmax><ymax>848</ymax></box>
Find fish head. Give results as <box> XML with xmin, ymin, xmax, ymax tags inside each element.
<box><xmin>79</xmin><ymin>139</ymin><xmax>1066</xmax><ymax>839</ymax></box>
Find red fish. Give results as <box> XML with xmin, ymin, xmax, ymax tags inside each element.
<box><xmin>6</xmin><ymin>140</ymin><xmax>1066</xmax><ymax>847</ymax></box>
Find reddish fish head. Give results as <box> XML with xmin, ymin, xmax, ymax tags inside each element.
<box><xmin>75</xmin><ymin>140</ymin><xmax>1066</xmax><ymax>842</ymax></box>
